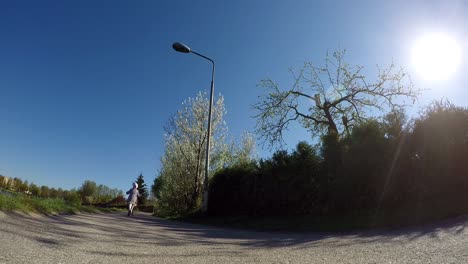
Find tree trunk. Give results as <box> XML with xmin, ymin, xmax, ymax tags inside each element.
<box><xmin>323</xmin><ymin>104</ymin><xmax>338</xmax><ymax>134</ymax></box>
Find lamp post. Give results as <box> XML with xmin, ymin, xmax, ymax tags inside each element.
<box><xmin>172</xmin><ymin>42</ymin><xmax>214</xmax><ymax>213</ymax></box>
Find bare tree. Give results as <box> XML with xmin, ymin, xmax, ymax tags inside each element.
<box><xmin>253</xmin><ymin>50</ymin><xmax>421</xmax><ymax>147</ymax></box>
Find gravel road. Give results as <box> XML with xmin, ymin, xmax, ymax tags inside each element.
<box><xmin>1</xmin><ymin>210</ymin><xmax>468</xmax><ymax>263</ymax></box>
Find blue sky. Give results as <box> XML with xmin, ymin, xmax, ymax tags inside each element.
<box><xmin>1</xmin><ymin>0</ymin><xmax>467</xmax><ymax>192</ymax></box>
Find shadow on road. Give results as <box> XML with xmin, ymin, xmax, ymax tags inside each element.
<box><xmin>1</xmin><ymin>211</ymin><xmax>467</xmax><ymax>250</ymax></box>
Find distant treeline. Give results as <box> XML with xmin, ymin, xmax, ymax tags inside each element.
<box><xmin>208</xmin><ymin>100</ymin><xmax>468</xmax><ymax>224</ymax></box>
<box><xmin>0</xmin><ymin>176</ymin><xmax>124</xmax><ymax>206</ymax></box>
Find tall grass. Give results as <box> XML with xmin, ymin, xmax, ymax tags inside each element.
<box><xmin>0</xmin><ymin>193</ymin><xmax>123</xmax><ymax>214</ymax></box>
<box><xmin>0</xmin><ymin>193</ymin><xmax>77</xmax><ymax>214</ymax></box>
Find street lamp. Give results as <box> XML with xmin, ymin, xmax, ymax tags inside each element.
<box><xmin>172</xmin><ymin>42</ymin><xmax>214</xmax><ymax>213</ymax></box>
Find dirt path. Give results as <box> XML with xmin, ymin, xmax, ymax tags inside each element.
<box><xmin>1</xmin><ymin>211</ymin><xmax>467</xmax><ymax>263</ymax></box>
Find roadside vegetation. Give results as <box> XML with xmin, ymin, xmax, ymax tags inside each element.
<box><xmin>0</xmin><ymin>171</ymin><xmax>153</xmax><ymax>215</ymax></box>
<box><xmin>152</xmin><ymin>50</ymin><xmax>468</xmax><ymax>231</ymax></box>
<box><xmin>0</xmin><ymin>177</ymin><xmax>128</xmax><ymax>214</ymax></box>
<box><xmin>204</xmin><ymin>105</ymin><xmax>468</xmax><ymax>231</ymax></box>
<box><xmin>0</xmin><ymin>192</ymin><xmax>123</xmax><ymax>214</ymax></box>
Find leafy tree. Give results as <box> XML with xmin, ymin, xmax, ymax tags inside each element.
<box><xmin>151</xmin><ymin>176</ymin><xmax>163</xmax><ymax>200</ymax></box>
<box><xmin>95</xmin><ymin>184</ymin><xmax>122</xmax><ymax>203</ymax></box>
<box><xmin>253</xmin><ymin>49</ymin><xmax>421</xmax><ymax>147</ymax></box>
<box><xmin>96</xmin><ymin>184</ymin><xmax>110</xmax><ymax>203</ymax></box>
<box><xmin>135</xmin><ymin>173</ymin><xmax>148</xmax><ymax>205</ymax></box>
<box><xmin>13</xmin><ymin>177</ymin><xmax>23</xmax><ymax>192</ymax></box>
<box><xmin>0</xmin><ymin>175</ymin><xmax>4</xmax><ymax>189</ymax></box>
<box><xmin>156</xmin><ymin>91</ymin><xmax>228</xmax><ymax>216</ymax></box>
<box><xmin>338</xmin><ymin>119</ymin><xmax>388</xmax><ymax>209</ymax></box>
<box><xmin>29</xmin><ymin>183</ymin><xmax>41</xmax><ymax>196</ymax></box>
<box><xmin>410</xmin><ymin>100</ymin><xmax>468</xmax><ymax>195</ymax></box>
<box><xmin>63</xmin><ymin>190</ymin><xmax>81</xmax><ymax>207</ymax></box>
<box><xmin>79</xmin><ymin>180</ymin><xmax>97</xmax><ymax>204</ymax></box>
<box><xmin>225</xmin><ymin>132</ymin><xmax>257</xmax><ymax>167</ymax></box>
<box><xmin>320</xmin><ymin>131</ymin><xmax>343</xmax><ymax>183</ymax></box>
<box><xmin>49</xmin><ymin>188</ymin><xmax>59</xmax><ymax>198</ymax></box>
<box><xmin>382</xmin><ymin>107</ymin><xmax>407</xmax><ymax>140</ymax></box>
<box><xmin>77</xmin><ymin>180</ymin><xmax>121</xmax><ymax>204</ymax></box>
<box><xmin>107</xmin><ymin>188</ymin><xmax>123</xmax><ymax>200</ymax></box>
<box><xmin>18</xmin><ymin>180</ymin><xmax>29</xmax><ymax>193</ymax></box>
<box><xmin>40</xmin><ymin>185</ymin><xmax>50</xmax><ymax>198</ymax></box>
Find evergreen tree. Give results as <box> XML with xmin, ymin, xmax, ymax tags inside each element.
<box><xmin>135</xmin><ymin>173</ymin><xmax>148</xmax><ymax>205</ymax></box>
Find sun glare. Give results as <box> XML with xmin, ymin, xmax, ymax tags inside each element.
<box><xmin>411</xmin><ymin>33</ymin><xmax>462</xmax><ymax>81</ymax></box>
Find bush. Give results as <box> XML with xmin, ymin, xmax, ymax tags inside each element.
<box><xmin>176</xmin><ymin>100</ymin><xmax>468</xmax><ymax>229</ymax></box>
<box><xmin>208</xmin><ymin>142</ymin><xmax>322</xmax><ymax>217</ymax></box>
<box><xmin>208</xmin><ymin>161</ymin><xmax>258</xmax><ymax>216</ymax></box>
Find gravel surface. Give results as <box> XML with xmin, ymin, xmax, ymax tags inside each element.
<box><xmin>1</xmin><ymin>210</ymin><xmax>468</xmax><ymax>263</ymax></box>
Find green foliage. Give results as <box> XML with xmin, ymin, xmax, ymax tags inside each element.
<box><xmin>320</xmin><ymin>131</ymin><xmax>343</xmax><ymax>182</ymax></box>
<box><xmin>222</xmin><ymin>132</ymin><xmax>258</xmax><ymax>168</ymax></box>
<box><xmin>208</xmin><ymin>141</ymin><xmax>321</xmax><ymax>216</ymax></box>
<box><xmin>136</xmin><ymin>173</ymin><xmax>148</xmax><ymax>205</ymax></box>
<box><xmin>29</xmin><ymin>183</ymin><xmax>41</xmax><ymax>196</ymax></box>
<box><xmin>40</xmin><ymin>186</ymin><xmax>50</xmax><ymax>198</ymax></box>
<box><xmin>0</xmin><ymin>193</ymin><xmax>76</xmax><ymax>214</ymax></box>
<box><xmin>95</xmin><ymin>185</ymin><xmax>123</xmax><ymax>203</ymax></box>
<box><xmin>0</xmin><ymin>192</ymin><xmax>124</xmax><ymax>214</ymax></box>
<box><xmin>80</xmin><ymin>180</ymin><xmax>96</xmax><ymax>197</ymax></box>
<box><xmin>409</xmin><ymin>100</ymin><xmax>468</xmax><ymax>196</ymax></box>
<box><xmin>0</xmin><ymin>193</ymin><xmax>31</xmax><ymax>211</ymax></box>
<box><xmin>207</xmin><ymin>99</ymin><xmax>468</xmax><ymax>228</ymax></box>
<box><xmin>151</xmin><ymin>176</ymin><xmax>163</xmax><ymax>200</ymax></box>
<box><xmin>257</xmin><ymin>143</ymin><xmax>322</xmax><ymax>216</ymax></box>
<box><xmin>14</xmin><ymin>178</ymin><xmax>29</xmax><ymax>193</ymax></box>
<box><xmin>334</xmin><ymin>119</ymin><xmax>388</xmax><ymax>210</ymax></box>
<box><xmin>49</xmin><ymin>188</ymin><xmax>60</xmax><ymax>198</ymax></box>
<box><xmin>76</xmin><ymin>180</ymin><xmax>122</xmax><ymax>205</ymax></box>
<box><xmin>382</xmin><ymin>108</ymin><xmax>407</xmax><ymax>140</ymax></box>
<box><xmin>208</xmin><ymin>161</ymin><xmax>258</xmax><ymax>216</ymax></box>
<box><xmin>0</xmin><ymin>175</ymin><xmax>4</xmax><ymax>189</ymax></box>
<box><xmin>0</xmin><ymin>176</ymin><xmax>121</xmax><ymax>209</ymax></box>
<box><xmin>79</xmin><ymin>180</ymin><xmax>97</xmax><ymax>204</ymax></box>
<box><xmin>63</xmin><ymin>190</ymin><xmax>82</xmax><ymax>207</ymax></box>
<box><xmin>34</xmin><ymin>197</ymin><xmax>73</xmax><ymax>214</ymax></box>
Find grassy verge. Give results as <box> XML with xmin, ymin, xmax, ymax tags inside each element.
<box><xmin>0</xmin><ymin>193</ymin><xmax>124</xmax><ymax>215</ymax></box>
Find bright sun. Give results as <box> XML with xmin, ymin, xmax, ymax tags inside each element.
<box><xmin>411</xmin><ymin>33</ymin><xmax>462</xmax><ymax>81</ymax></box>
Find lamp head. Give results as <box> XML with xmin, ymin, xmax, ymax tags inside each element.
<box><xmin>172</xmin><ymin>42</ymin><xmax>191</xmax><ymax>53</ymax></box>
